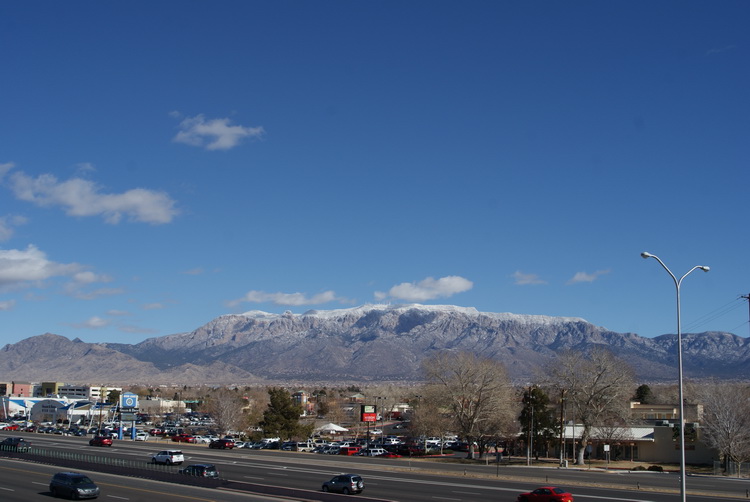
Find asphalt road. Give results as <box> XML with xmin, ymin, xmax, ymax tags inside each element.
<box><xmin>4</xmin><ymin>432</ymin><xmax>750</xmax><ymax>502</ymax></box>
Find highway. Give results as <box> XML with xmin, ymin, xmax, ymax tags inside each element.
<box><xmin>3</xmin><ymin>432</ymin><xmax>749</xmax><ymax>502</ymax></box>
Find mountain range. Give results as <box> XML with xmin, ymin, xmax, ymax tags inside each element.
<box><xmin>1</xmin><ymin>304</ymin><xmax>748</xmax><ymax>385</ymax></box>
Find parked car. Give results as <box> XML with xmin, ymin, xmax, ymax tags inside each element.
<box><xmin>49</xmin><ymin>472</ymin><xmax>100</xmax><ymax>499</ymax></box>
<box><xmin>0</xmin><ymin>437</ymin><xmax>31</xmax><ymax>452</ymax></box>
<box><xmin>172</xmin><ymin>434</ymin><xmax>196</xmax><ymax>443</ymax></box>
<box><xmin>134</xmin><ymin>432</ymin><xmax>149</xmax><ymax>441</ymax></box>
<box><xmin>178</xmin><ymin>463</ymin><xmax>219</xmax><ymax>478</ymax></box>
<box><xmin>89</xmin><ymin>436</ymin><xmax>113</xmax><ymax>447</ymax></box>
<box><xmin>209</xmin><ymin>438</ymin><xmax>235</xmax><ymax>449</ymax></box>
<box><xmin>517</xmin><ymin>486</ymin><xmax>575</xmax><ymax>502</ymax></box>
<box><xmin>294</xmin><ymin>441</ymin><xmax>315</xmax><ymax>452</ymax></box>
<box><xmin>151</xmin><ymin>450</ymin><xmax>185</xmax><ymax>465</ymax></box>
<box><xmin>321</xmin><ymin>473</ymin><xmax>365</xmax><ymax>495</ymax></box>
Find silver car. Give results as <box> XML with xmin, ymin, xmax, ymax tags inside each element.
<box><xmin>322</xmin><ymin>474</ymin><xmax>364</xmax><ymax>494</ymax></box>
<box><xmin>151</xmin><ymin>449</ymin><xmax>184</xmax><ymax>465</ymax></box>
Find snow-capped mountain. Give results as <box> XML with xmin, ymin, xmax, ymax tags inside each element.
<box><xmin>2</xmin><ymin>304</ymin><xmax>749</xmax><ymax>384</ymax></box>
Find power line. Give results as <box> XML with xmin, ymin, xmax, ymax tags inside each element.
<box><xmin>682</xmin><ymin>297</ymin><xmax>746</xmax><ymax>333</ymax></box>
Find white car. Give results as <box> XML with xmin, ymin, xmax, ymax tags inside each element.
<box><xmin>151</xmin><ymin>450</ymin><xmax>184</xmax><ymax>465</ymax></box>
<box><xmin>135</xmin><ymin>432</ymin><xmax>150</xmax><ymax>441</ymax></box>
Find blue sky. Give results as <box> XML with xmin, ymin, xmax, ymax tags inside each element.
<box><xmin>1</xmin><ymin>1</ymin><xmax>748</xmax><ymax>347</ymax></box>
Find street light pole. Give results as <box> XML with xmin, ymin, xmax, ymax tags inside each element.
<box><xmin>641</xmin><ymin>252</ymin><xmax>709</xmax><ymax>502</ymax></box>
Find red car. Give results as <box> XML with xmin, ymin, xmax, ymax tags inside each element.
<box><xmin>517</xmin><ymin>487</ymin><xmax>574</xmax><ymax>502</ymax></box>
<box><xmin>89</xmin><ymin>436</ymin><xmax>113</xmax><ymax>447</ymax></box>
<box><xmin>172</xmin><ymin>434</ymin><xmax>197</xmax><ymax>443</ymax></box>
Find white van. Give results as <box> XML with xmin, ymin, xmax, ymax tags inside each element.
<box><xmin>360</xmin><ymin>447</ymin><xmax>387</xmax><ymax>456</ymax></box>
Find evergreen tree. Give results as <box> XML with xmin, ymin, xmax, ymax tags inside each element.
<box><xmin>260</xmin><ymin>388</ymin><xmax>312</xmax><ymax>440</ymax></box>
<box><xmin>633</xmin><ymin>384</ymin><xmax>653</xmax><ymax>404</ymax></box>
<box><xmin>518</xmin><ymin>387</ymin><xmax>559</xmax><ymax>458</ymax></box>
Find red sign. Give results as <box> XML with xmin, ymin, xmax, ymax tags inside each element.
<box><xmin>361</xmin><ymin>404</ymin><xmax>377</xmax><ymax>422</ymax></box>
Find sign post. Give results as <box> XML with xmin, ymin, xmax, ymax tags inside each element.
<box><xmin>120</xmin><ymin>393</ymin><xmax>139</xmax><ymax>440</ymax></box>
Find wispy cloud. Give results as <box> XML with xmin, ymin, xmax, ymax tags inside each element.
<box><xmin>512</xmin><ymin>271</ymin><xmax>547</xmax><ymax>286</ymax></box>
<box><xmin>172</xmin><ymin>113</ymin><xmax>265</xmax><ymax>151</ymax></box>
<box><xmin>118</xmin><ymin>324</ymin><xmax>159</xmax><ymax>334</ymax></box>
<box><xmin>228</xmin><ymin>289</ymin><xmax>342</xmax><ymax>307</ymax></box>
<box><xmin>706</xmin><ymin>45</ymin><xmax>736</xmax><ymax>56</ymax></box>
<box><xmin>0</xmin><ymin>299</ymin><xmax>16</xmax><ymax>311</ymax></box>
<box><xmin>567</xmin><ymin>269</ymin><xmax>610</xmax><ymax>285</ymax></box>
<box><xmin>70</xmin><ymin>316</ymin><xmax>110</xmax><ymax>329</ymax></box>
<box><xmin>375</xmin><ymin>275</ymin><xmax>473</xmax><ymax>302</ymax></box>
<box><xmin>5</xmin><ymin>166</ymin><xmax>179</xmax><ymax>224</ymax></box>
<box><xmin>142</xmin><ymin>303</ymin><xmax>166</xmax><ymax>310</ymax></box>
<box><xmin>0</xmin><ymin>214</ymin><xmax>28</xmax><ymax>242</ymax></box>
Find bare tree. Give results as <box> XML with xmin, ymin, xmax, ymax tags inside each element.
<box><xmin>203</xmin><ymin>387</ymin><xmax>248</xmax><ymax>436</ymax></box>
<box><xmin>422</xmin><ymin>351</ymin><xmax>515</xmax><ymax>459</ymax></box>
<box><xmin>549</xmin><ymin>347</ymin><xmax>634</xmax><ymax>465</ymax></box>
<box><xmin>697</xmin><ymin>381</ymin><xmax>750</xmax><ymax>473</ymax></box>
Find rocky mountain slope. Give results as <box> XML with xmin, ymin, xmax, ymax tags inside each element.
<box><xmin>2</xmin><ymin>304</ymin><xmax>748</xmax><ymax>384</ymax></box>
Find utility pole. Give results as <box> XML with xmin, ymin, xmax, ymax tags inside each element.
<box><xmin>742</xmin><ymin>294</ymin><xmax>750</xmax><ymax>337</ymax></box>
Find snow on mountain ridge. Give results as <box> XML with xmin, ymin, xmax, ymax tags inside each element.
<box><xmin>238</xmin><ymin>303</ymin><xmax>588</xmax><ymax>326</ymax></box>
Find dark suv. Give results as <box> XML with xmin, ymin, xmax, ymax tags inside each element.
<box><xmin>0</xmin><ymin>437</ymin><xmax>31</xmax><ymax>452</ymax></box>
<box><xmin>178</xmin><ymin>463</ymin><xmax>219</xmax><ymax>478</ymax></box>
<box><xmin>322</xmin><ymin>473</ymin><xmax>365</xmax><ymax>494</ymax></box>
<box><xmin>49</xmin><ymin>472</ymin><xmax>100</xmax><ymax>499</ymax></box>
<box><xmin>208</xmin><ymin>438</ymin><xmax>234</xmax><ymax>449</ymax></box>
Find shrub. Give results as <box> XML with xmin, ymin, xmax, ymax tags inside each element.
<box><xmin>647</xmin><ymin>465</ymin><xmax>664</xmax><ymax>472</ymax></box>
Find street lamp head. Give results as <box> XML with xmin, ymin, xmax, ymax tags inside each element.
<box><xmin>699</xmin><ymin>266</ymin><xmax>710</xmax><ymax>272</ymax></box>
<box><xmin>640</xmin><ymin>252</ymin><xmax>654</xmax><ymax>259</ymax></box>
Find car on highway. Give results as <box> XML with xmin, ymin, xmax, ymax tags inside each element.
<box><xmin>89</xmin><ymin>436</ymin><xmax>113</xmax><ymax>447</ymax></box>
<box><xmin>49</xmin><ymin>472</ymin><xmax>100</xmax><ymax>499</ymax></box>
<box><xmin>208</xmin><ymin>438</ymin><xmax>235</xmax><ymax>449</ymax></box>
<box><xmin>321</xmin><ymin>473</ymin><xmax>365</xmax><ymax>495</ymax></box>
<box><xmin>178</xmin><ymin>463</ymin><xmax>219</xmax><ymax>478</ymax></box>
<box><xmin>151</xmin><ymin>449</ymin><xmax>185</xmax><ymax>465</ymax></box>
<box><xmin>517</xmin><ymin>486</ymin><xmax>574</xmax><ymax>502</ymax></box>
<box><xmin>0</xmin><ymin>437</ymin><xmax>32</xmax><ymax>451</ymax></box>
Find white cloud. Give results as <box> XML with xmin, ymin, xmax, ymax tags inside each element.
<box><xmin>567</xmin><ymin>269</ymin><xmax>610</xmax><ymax>285</ymax></box>
<box><xmin>512</xmin><ymin>271</ymin><xmax>547</xmax><ymax>286</ymax></box>
<box><xmin>0</xmin><ymin>299</ymin><xmax>16</xmax><ymax>311</ymax></box>
<box><xmin>7</xmin><ymin>170</ymin><xmax>178</xmax><ymax>224</ymax></box>
<box><xmin>376</xmin><ymin>275</ymin><xmax>473</xmax><ymax>302</ymax></box>
<box><xmin>173</xmin><ymin>113</ymin><xmax>264</xmax><ymax>151</ymax></box>
<box><xmin>228</xmin><ymin>289</ymin><xmax>340</xmax><ymax>307</ymax></box>
<box><xmin>71</xmin><ymin>316</ymin><xmax>110</xmax><ymax>329</ymax></box>
<box><xmin>0</xmin><ymin>245</ymin><xmax>83</xmax><ymax>288</ymax></box>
